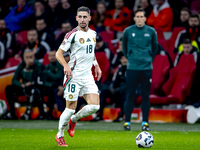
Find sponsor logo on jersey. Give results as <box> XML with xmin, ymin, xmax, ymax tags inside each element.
<box><xmin>93</xmin><ymin>37</ymin><xmax>96</xmax><ymax>42</ymax></box>
<box><xmin>132</xmin><ymin>33</ymin><xmax>135</xmax><ymax>37</ymax></box>
<box><xmin>79</xmin><ymin>38</ymin><xmax>85</xmax><ymax>44</ymax></box>
<box><xmin>62</xmin><ymin>40</ymin><xmax>66</xmax><ymax>45</ymax></box>
<box><xmin>69</xmin><ymin>94</ymin><xmax>73</xmax><ymax>99</ymax></box>
<box><xmin>144</xmin><ymin>33</ymin><xmax>150</xmax><ymax>37</ymax></box>
<box><xmin>86</xmin><ymin>38</ymin><xmax>91</xmax><ymax>42</ymax></box>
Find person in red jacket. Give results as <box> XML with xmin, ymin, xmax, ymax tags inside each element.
<box><xmin>146</xmin><ymin>0</ymin><xmax>173</xmax><ymax>32</ymax></box>
<box><xmin>103</xmin><ymin>0</ymin><xmax>131</xmax><ymax>32</ymax></box>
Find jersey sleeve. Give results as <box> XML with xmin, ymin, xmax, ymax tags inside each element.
<box><xmin>59</xmin><ymin>32</ymin><xmax>75</xmax><ymax>52</ymax></box>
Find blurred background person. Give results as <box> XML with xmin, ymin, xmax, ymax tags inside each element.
<box><xmin>19</xmin><ymin>28</ymin><xmax>49</xmax><ymax>60</ymax></box>
<box><xmin>147</xmin><ymin>0</ymin><xmax>173</xmax><ymax>32</ymax></box>
<box><xmin>4</xmin><ymin>0</ymin><xmax>33</xmax><ymax>32</ymax></box>
<box><xmin>36</xmin><ymin>18</ymin><xmax>55</xmax><ymax>49</ymax></box>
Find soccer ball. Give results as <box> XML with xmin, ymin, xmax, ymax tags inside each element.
<box><xmin>136</xmin><ymin>131</ymin><xmax>154</xmax><ymax>148</ymax></box>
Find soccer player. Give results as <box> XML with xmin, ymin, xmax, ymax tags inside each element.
<box><xmin>55</xmin><ymin>6</ymin><xmax>101</xmax><ymax>147</ymax></box>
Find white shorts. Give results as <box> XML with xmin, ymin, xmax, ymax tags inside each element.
<box><xmin>63</xmin><ymin>75</ymin><xmax>99</xmax><ymax>101</ymax></box>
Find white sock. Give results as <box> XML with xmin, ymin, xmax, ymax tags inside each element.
<box><xmin>71</xmin><ymin>105</ymin><xmax>100</xmax><ymax>123</ymax></box>
<box><xmin>57</xmin><ymin>108</ymin><xmax>75</xmax><ymax>138</ymax></box>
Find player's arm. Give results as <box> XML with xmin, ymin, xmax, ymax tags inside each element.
<box><xmin>56</xmin><ymin>48</ymin><xmax>73</xmax><ymax>79</ymax></box>
<box><xmin>93</xmin><ymin>56</ymin><xmax>102</xmax><ymax>81</ymax></box>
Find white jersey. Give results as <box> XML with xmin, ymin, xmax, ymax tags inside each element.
<box><xmin>59</xmin><ymin>27</ymin><xmax>96</xmax><ymax>77</ymax></box>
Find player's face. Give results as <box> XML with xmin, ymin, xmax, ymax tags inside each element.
<box><xmin>24</xmin><ymin>51</ymin><xmax>35</xmax><ymax>67</ymax></box>
<box><xmin>183</xmin><ymin>43</ymin><xmax>192</xmax><ymax>54</ymax></box>
<box><xmin>134</xmin><ymin>12</ymin><xmax>146</xmax><ymax>27</ymax></box>
<box><xmin>180</xmin><ymin>10</ymin><xmax>190</xmax><ymax>22</ymax></box>
<box><xmin>0</xmin><ymin>19</ymin><xmax>6</xmax><ymax>30</ymax></box>
<box><xmin>76</xmin><ymin>11</ymin><xmax>91</xmax><ymax>29</ymax></box>
<box><xmin>27</xmin><ymin>30</ymin><xmax>38</xmax><ymax>43</ymax></box>
<box><xmin>48</xmin><ymin>50</ymin><xmax>57</xmax><ymax>62</ymax></box>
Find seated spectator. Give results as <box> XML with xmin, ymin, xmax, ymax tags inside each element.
<box><xmin>4</xmin><ymin>0</ymin><xmax>33</xmax><ymax>32</ymax></box>
<box><xmin>134</xmin><ymin>0</ymin><xmax>153</xmax><ymax>18</ymax></box>
<box><xmin>43</xmin><ymin>49</ymin><xmax>63</xmax><ymax>119</ymax></box>
<box><xmin>178</xmin><ymin>7</ymin><xmax>191</xmax><ymax>28</ymax></box>
<box><xmin>0</xmin><ymin>18</ymin><xmax>12</xmax><ymax>49</ymax></box>
<box><xmin>91</xmin><ymin>1</ymin><xmax>107</xmax><ymax>33</ymax></box>
<box><xmin>174</xmin><ymin>14</ymin><xmax>200</xmax><ymax>53</ymax></box>
<box><xmin>111</xmin><ymin>38</ymin><xmax>124</xmax><ymax>69</ymax></box>
<box><xmin>54</xmin><ymin>52</ymin><xmax>70</xmax><ymax>112</ymax></box>
<box><xmin>4</xmin><ymin>49</ymin><xmax>47</xmax><ymax>120</ymax></box>
<box><xmin>0</xmin><ymin>18</ymin><xmax>11</xmax><ymax>68</ymax></box>
<box><xmin>19</xmin><ymin>28</ymin><xmax>49</xmax><ymax>60</ymax></box>
<box><xmin>55</xmin><ymin>0</ymin><xmax>76</xmax><ymax>30</ymax></box>
<box><xmin>140</xmin><ymin>0</ymin><xmax>153</xmax><ymax>18</ymax></box>
<box><xmin>174</xmin><ymin>38</ymin><xmax>200</xmax><ymax>105</ymax></box>
<box><xmin>95</xmin><ymin>35</ymin><xmax>113</xmax><ymax>65</ymax></box>
<box><xmin>92</xmin><ymin>55</ymin><xmax>127</xmax><ymax>121</ymax></box>
<box><xmin>55</xmin><ymin>21</ymin><xmax>73</xmax><ymax>49</ymax></box>
<box><xmin>174</xmin><ymin>38</ymin><xmax>198</xmax><ymax>67</ymax></box>
<box><xmin>46</xmin><ymin>0</ymin><xmax>61</xmax><ymax>31</ymax></box>
<box><xmin>30</xmin><ymin>0</ymin><xmax>48</xmax><ymax>28</ymax></box>
<box><xmin>36</xmin><ymin>18</ymin><xmax>55</xmax><ymax>49</ymax></box>
<box><xmin>147</xmin><ymin>0</ymin><xmax>173</xmax><ymax>32</ymax></box>
<box><xmin>103</xmin><ymin>0</ymin><xmax>131</xmax><ymax>33</ymax></box>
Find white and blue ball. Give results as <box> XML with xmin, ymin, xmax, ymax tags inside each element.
<box><xmin>136</xmin><ymin>131</ymin><xmax>154</xmax><ymax>148</ymax></box>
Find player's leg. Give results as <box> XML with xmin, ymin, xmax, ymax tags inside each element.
<box><xmin>56</xmin><ymin>79</ymin><xmax>79</xmax><ymax>146</ymax></box>
<box><xmin>124</xmin><ymin>70</ymin><xmax>140</xmax><ymax>130</ymax></box>
<box><xmin>71</xmin><ymin>94</ymin><xmax>100</xmax><ymax>123</ymax></box>
<box><xmin>140</xmin><ymin>70</ymin><xmax>152</xmax><ymax>131</ymax></box>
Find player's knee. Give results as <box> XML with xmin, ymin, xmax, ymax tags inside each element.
<box><xmin>90</xmin><ymin>104</ymin><xmax>100</xmax><ymax>113</ymax></box>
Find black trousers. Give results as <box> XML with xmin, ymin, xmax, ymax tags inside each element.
<box><xmin>5</xmin><ymin>84</ymin><xmax>45</xmax><ymax>117</ymax></box>
<box><xmin>124</xmin><ymin>69</ymin><xmax>152</xmax><ymax>122</ymax></box>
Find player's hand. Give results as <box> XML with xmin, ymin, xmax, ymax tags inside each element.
<box><xmin>94</xmin><ymin>64</ymin><xmax>102</xmax><ymax>81</ymax></box>
<box><xmin>64</xmin><ymin>65</ymin><xmax>73</xmax><ymax>79</ymax></box>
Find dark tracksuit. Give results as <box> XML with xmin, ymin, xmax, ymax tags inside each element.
<box><xmin>43</xmin><ymin>61</ymin><xmax>63</xmax><ymax>116</ymax></box>
<box><xmin>5</xmin><ymin>60</ymin><xmax>46</xmax><ymax>117</ymax></box>
<box><xmin>122</xmin><ymin>24</ymin><xmax>158</xmax><ymax>122</ymax></box>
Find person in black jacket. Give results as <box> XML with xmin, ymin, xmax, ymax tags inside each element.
<box><xmin>19</xmin><ymin>28</ymin><xmax>48</xmax><ymax>60</ymax></box>
<box><xmin>0</xmin><ymin>18</ymin><xmax>12</xmax><ymax>68</ymax></box>
<box><xmin>36</xmin><ymin>18</ymin><xmax>55</xmax><ymax>49</ymax></box>
<box><xmin>55</xmin><ymin>21</ymin><xmax>72</xmax><ymax>49</ymax></box>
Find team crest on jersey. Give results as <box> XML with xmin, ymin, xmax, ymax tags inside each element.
<box><xmin>61</xmin><ymin>40</ymin><xmax>66</xmax><ymax>45</ymax></box>
<box><xmin>69</xmin><ymin>94</ymin><xmax>73</xmax><ymax>99</ymax></box>
<box><xmin>79</xmin><ymin>38</ymin><xmax>85</xmax><ymax>44</ymax></box>
<box><xmin>93</xmin><ymin>37</ymin><xmax>96</xmax><ymax>42</ymax></box>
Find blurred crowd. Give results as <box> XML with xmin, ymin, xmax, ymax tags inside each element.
<box><xmin>0</xmin><ymin>0</ymin><xmax>200</xmax><ymax>120</ymax></box>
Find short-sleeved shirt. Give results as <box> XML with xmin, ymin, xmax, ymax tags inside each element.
<box><xmin>59</xmin><ymin>27</ymin><xmax>97</xmax><ymax>77</ymax></box>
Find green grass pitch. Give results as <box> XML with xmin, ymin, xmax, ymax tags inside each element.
<box><xmin>0</xmin><ymin>121</ymin><xmax>200</xmax><ymax>150</ymax></box>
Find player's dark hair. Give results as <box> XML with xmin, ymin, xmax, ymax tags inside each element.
<box><xmin>134</xmin><ymin>8</ymin><xmax>146</xmax><ymax>17</ymax></box>
<box><xmin>182</xmin><ymin>38</ymin><xmax>191</xmax><ymax>44</ymax></box>
<box><xmin>77</xmin><ymin>6</ymin><xmax>90</xmax><ymax>15</ymax></box>
<box><xmin>181</xmin><ymin>7</ymin><xmax>191</xmax><ymax>15</ymax></box>
<box><xmin>189</xmin><ymin>14</ymin><xmax>199</xmax><ymax>20</ymax></box>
